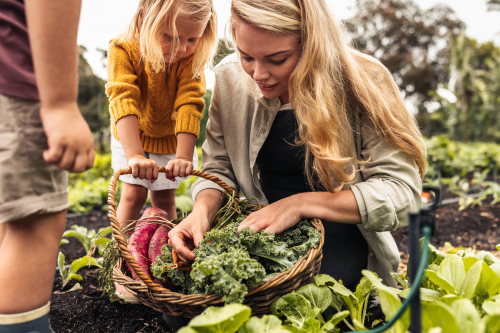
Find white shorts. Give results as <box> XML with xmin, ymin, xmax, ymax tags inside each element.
<box><xmin>111</xmin><ymin>137</ymin><xmax>198</xmax><ymax>191</ymax></box>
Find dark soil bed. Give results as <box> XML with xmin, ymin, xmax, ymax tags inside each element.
<box><xmin>51</xmin><ymin>190</ymin><xmax>500</xmax><ymax>332</ymax></box>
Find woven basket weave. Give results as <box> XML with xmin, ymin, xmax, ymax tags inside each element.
<box><xmin>109</xmin><ymin>167</ymin><xmax>324</xmax><ymax>317</ymax></box>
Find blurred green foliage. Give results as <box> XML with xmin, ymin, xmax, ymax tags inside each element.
<box><xmin>425</xmin><ymin>135</ymin><xmax>500</xmax><ymax>179</ymax></box>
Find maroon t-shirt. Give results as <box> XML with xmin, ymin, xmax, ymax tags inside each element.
<box><xmin>0</xmin><ymin>0</ymin><xmax>39</xmax><ymax>100</ymax></box>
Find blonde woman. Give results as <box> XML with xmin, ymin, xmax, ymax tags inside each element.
<box><xmin>106</xmin><ymin>0</ymin><xmax>216</xmax><ymax>228</ymax></box>
<box><xmin>169</xmin><ymin>0</ymin><xmax>425</xmax><ymax>293</ymax></box>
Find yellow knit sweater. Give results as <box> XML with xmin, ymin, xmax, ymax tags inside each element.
<box><xmin>106</xmin><ymin>36</ymin><xmax>205</xmax><ymax>154</ymax></box>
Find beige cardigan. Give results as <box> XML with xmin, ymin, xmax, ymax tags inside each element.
<box><xmin>191</xmin><ymin>53</ymin><xmax>422</xmax><ymax>287</ymax></box>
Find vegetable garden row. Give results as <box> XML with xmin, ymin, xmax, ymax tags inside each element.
<box><xmin>50</xmin><ymin>138</ymin><xmax>500</xmax><ymax>332</ymax></box>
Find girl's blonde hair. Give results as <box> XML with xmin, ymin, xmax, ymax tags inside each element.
<box><xmin>230</xmin><ymin>0</ymin><xmax>426</xmax><ymax>192</ymax></box>
<box><xmin>127</xmin><ymin>0</ymin><xmax>217</xmax><ymax>75</ymax></box>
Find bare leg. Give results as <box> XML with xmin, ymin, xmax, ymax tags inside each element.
<box><xmin>0</xmin><ymin>210</ymin><xmax>66</xmax><ymax>314</ymax></box>
<box><xmin>116</xmin><ymin>183</ymin><xmax>148</xmax><ymax>233</ymax></box>
<box><xmin>150</xmin><ymin>189</ymin><xmax>177</xmax><ymax>220</ymax></box>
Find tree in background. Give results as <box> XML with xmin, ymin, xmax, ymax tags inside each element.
<box><xmin>488</xmin><ymin>0</ymin><xmax>500</xmax><ymax>11</ymax></box>
<box><xmin>78</xmin><ymin>46</ymin><xmax>109</xmax><ymax>152</ymax></box>
<box><xmin>433</xmin><ymin>37</ymin><xmax>500</xmax><ymax>142</ymax></box>
<box><xmin>345</xmin><ymin>0</ymin><xmax>464</xmax><ymax>136</ymax></box>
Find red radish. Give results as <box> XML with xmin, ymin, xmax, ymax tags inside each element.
<box><xmin>126</xmin><ymin>207</ymin><xmax>168</xmax><ymax>280</ymax></box>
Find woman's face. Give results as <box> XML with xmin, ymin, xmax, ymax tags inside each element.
<box><xmin>234</xmin><ymin>20</ymin><xmax>300</xmax><ymax>104</ymax></box>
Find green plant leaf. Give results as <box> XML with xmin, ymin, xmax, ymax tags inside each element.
<box><xmin>60</xmin><ymin>239</ymin><xmax>69</xmax><ymax>245</ymax></box>
<box><xmin>176</xmin><ymin>195</ymin><xmax>194</xmax><ymax>213</ymax></box>
<box><xmin>450</xmin><ymin>299</ymin><xmax>481</xmax><ymax>333</ymax></box>
<box><xmin>362</xmin><ymin>270</ymin><xmax>408</xmax><ymax>333</ymax></box>
<box><xmin>57</xmin><ymin>252</ymin><xmax>67</xmax><ymax>278</ymax></box>
<box><xmin>322</xmin><ymin>310</ymin><xmax>349</xmax><ymax>332</ymax></box>
<box><xmin>296</xmin><ymin>283</ymin><xmax>332</xmax><ymax>313</ymax></box>
<box><xmin>314</xmin><ymin>274</ymin><xmax>336</xmax><ymax>287</ymax></box>
<box><xmin>458</xmin><ymin>260</ymin><xmax>482</xmax><ymax>298</ymax></box>
<box><xmin>400</xmin><ymin>288</ymin><xmax>442</xmax><ymax>302</ymax></box>
<box><xmin>463</xmin><ymin>257</ymin><xmax>480</xmax><ymax>273</ymax></box>
<box><xmin>178</xmin><ymin>327</ymin><xmax>198</xmax><ymax>333</ymax></box>
<box><xmin>67</xmin><ymin>273</ymin><xmax>83</xmax><ymax>282</ymax></box>
<box><xmin>352</xmin><ymin>318</ymin><xmax>367</xmax><ymax>331</ymax></box>
<box><xmin>301</xmin><ymin>318</ymin><xmax>321</xmax><ymax>333</ymax></box>
<box><xmin>439</xmin><ymin>294</ymin><xmax>462</xmax><ymax>306</ymax></box>
<box><xmin>481</xmin><ymin>314</ymin><xmax>500</xmax><ymax>333</ymax></box>
<box><xmin>371</xmin><ymin>319</ymin><xmax>382</xmax><ymax>328</ymax></box>
<box><xmin>237</xmin><ymin>315</ymin><xmax>290</xmax><ymax>333</ymax></box>
<box><xmin>188</xmin><ymin>304</ymin><xmax>251</xmax><ymax>333</ymax></box>
<box><xmin>271</xmin><ymin>292</ymin><xmax>313</xmax><ymax>328</ymax></box>
<box><xmin>98</xmin><ymin>226</ymin><xmax>112</xmax><ymax>237</ymax></box>
<box><xmin>69</xmin><ymin>256</ymin><xmax>100</xmax><ymax>275</ymax></box>
<box><xmin>488</xmin><ymin>264</ymin><xmax>500</xmax><ymax>279</ymax></box>
<box><xmin>425</xmin><ymin>270</ymin><xmax>456</xmax><ymax>294</ymax></box>
<box><xmin>483</xmin><ymin>301</ymin><xmax>500</xmax><ymax>315</ymax></box>
<box><xmin>421</xmin><ymin>302</ymin><xmax>459</xmax><ymax>333</ymax></box>
<box><xmin>94</xmin><ymin>238</ymin><xmax>110</xmax><ymax>246</ymax></box>
<box><xmin>438</xmin><ymin>254</ymin><xmax>465</xmax><ymax>292</ymax></box>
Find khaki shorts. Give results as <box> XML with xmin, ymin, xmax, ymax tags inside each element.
<box><xmin>0</xmin><ymin>94</ymin><xmax>68</xmax><ymax>224</ymax></box>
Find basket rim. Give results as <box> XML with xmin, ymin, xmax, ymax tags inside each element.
<box><xmin>108</xmin><ymin>168</ymin><xmax>325</xmax><ymax>305</ymax></box>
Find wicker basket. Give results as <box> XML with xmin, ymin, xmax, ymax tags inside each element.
<box><xmin>108</xmin><ymin>167</ymin><xmax>324</xmax><ymax>317</ymax></box>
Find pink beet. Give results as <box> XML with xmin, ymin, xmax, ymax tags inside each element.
<box><xmin>149</xmin><ymin>222</ymin><xmax>176</xmax><ymax>290</ymax></box>
<box><xmin>126</xmin><ymin>207</ymin><xmax>168</xmax><ymax>280</ymax></box>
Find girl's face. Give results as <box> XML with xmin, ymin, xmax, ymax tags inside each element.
<box><xmin>160</xmin><ymin>15</ymin><xmax>207</xmax><ymax>62</ymax></box>
<box><xmin>235</xmin><ymin>20</ymin><xmax>301</xmax><ymax>104</ymax></box>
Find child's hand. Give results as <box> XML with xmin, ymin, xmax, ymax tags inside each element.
<box><xmin>128</xmin><ymin>154</ymin><xmax>158</xmax><ymax>183</ymax></box>
<box><xmin>165</xmin><ymin>158</ymin><xmax>193</xmax><ymax>182</ymax></box>
<box><xmin>40</xmin><ymin>104</ymin><xmax>95</xmax><ymax>173</ymax></box>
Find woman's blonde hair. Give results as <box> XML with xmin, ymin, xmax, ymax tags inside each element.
<box><xmin>127</xmin><ymin>0</ymin><xmax>217</xmax><ymax>75</ymax></box>
<box><xmin>230</xmin><ymin>0</ymin><xmax>426</xmax><ymax>192</ymax></box>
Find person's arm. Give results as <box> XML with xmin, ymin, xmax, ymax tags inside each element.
<box><xmin>168</xmin><ymin>188</ymin><xmax>222</xmax><ymax>261</ymax></box>
<box><xmin>164</xmin><ymin>132</ymin><xmax>196</xmax><ymax>181</ymax></box>
<box><xmin>25</xmin><ymin>0</ymin><xmax>94</xmax><ymax>172</ymax></box>
<box><xmin>237</xmin><ymin>189</ymin><xmax>361</xmax><ymax>234</ymax></box>
<box><xmin>116</xmin><ymin>115</ymin><xmax>158</xmax><ymax>182</ymax></box>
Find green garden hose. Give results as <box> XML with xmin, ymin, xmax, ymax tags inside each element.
<box><xmin>347</xmin><ymin>224</ymin><xmax>432</xmax><ymax>333</ymax></box>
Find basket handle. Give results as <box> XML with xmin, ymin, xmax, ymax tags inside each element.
<box><xmin>108</xmin><ymin>168</ymin><xmax>238</xmax><ymax>292</ymax></box>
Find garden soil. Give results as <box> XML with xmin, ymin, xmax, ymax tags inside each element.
<box><xmin>51</xmin><ymin>192</ymin><xmax>500</xmax><ymax>332</ymax></box>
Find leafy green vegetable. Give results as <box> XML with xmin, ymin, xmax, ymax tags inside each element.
<box><xmin>238</xmin><ymin>315</ymin><xmax>291</xmax><ymax>333</ymax></box>
<box><xmin>187</xmin><ymin>304</ymin><xmax>251</xmax><ymax>333</ymax></box>
<box><xmin>98</xmin><ymin>238</ymin><xmax>122</xmax><ymax>302</ymax></box>
<box><xmin>191</xmin><ymin>246</ymin><xmax>266</xmax><ymax>304</ymax></box>
<box><xmin>151</xmin><ymin>216</ymin><xmax>321</xmax><ymax>303</ymax></box>
<box><xmin>314</xmin><ymin>273</ymin><xmax>375</xmax><ymax>330</ymax></box>
<box><xmin>58</xmin><ymin>251</ymin><xmax>100</xmax><ymax>291</ymax></box>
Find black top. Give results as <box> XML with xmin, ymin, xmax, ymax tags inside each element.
<box><xmin>256</xmin><ymin>109</ymin><xmax>368</xmax><ymax>288</ymax></box>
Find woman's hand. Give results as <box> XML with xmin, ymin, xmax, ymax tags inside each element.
<box><xmin>128</xmin><ymin>154</ymin><xmax>158</xmax><ymax>183</ymax></box>
<box><xmin>165</xmin><ymin>158</ymin><xmax>193</xmax><ymax>182</ymax></box>
<box><xmin>168</xmin><ymin>210</ymin><xmax>210</xmax><ymax>262</ymax></box>
<box><xmin>237</xmin><ymin>195</ymin><xmax>302</xmax><ymax>234</ymax></box>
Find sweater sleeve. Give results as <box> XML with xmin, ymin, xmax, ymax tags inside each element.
<box><xmin>173</xmin><ymin>58</ymin><xmax>206</xmax><ymax>138</ymax></box>
<box><xmin>105</xmin><ymin>40</ymin><xmax>141</xmax><ymax>126</ymax></box>
<box><xmin>350</xmin><ymin>64</ymin><xmax>423</xmax><ymax>232</ymax></box>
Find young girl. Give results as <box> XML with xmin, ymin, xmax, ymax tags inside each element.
<box><xmin>106</xmin><ymin>0</ymin><xmax>217</xmax><ymax>229</ymax></box>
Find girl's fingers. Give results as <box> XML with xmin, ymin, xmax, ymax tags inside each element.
<box><xmin>145</xmin><ymin>166</ymin><xmax>153</xmax><ymax>181</ymax></box>
<box><xmin>131</xmin><ymin>164</ymin><xmax>139</xmax><ymax>178</ymax></box>
<box><xmin>152</xmin><ymin>166</ymin><xmax>159</xmax><ymax>181</ymax></box>
<box><xmin>138</xmin><ymin>165</ymin><xmax>146</xmax><ymax>179</ymax></box>
<box><xmin>186</xmin><ymin>163</ymin><xmax>193</xmax><ymax>175</ymax></box>
<box><xmin>172</xmin><ymin>162</ymin><xmax>182</xmax><ymax>178</ymax></box>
